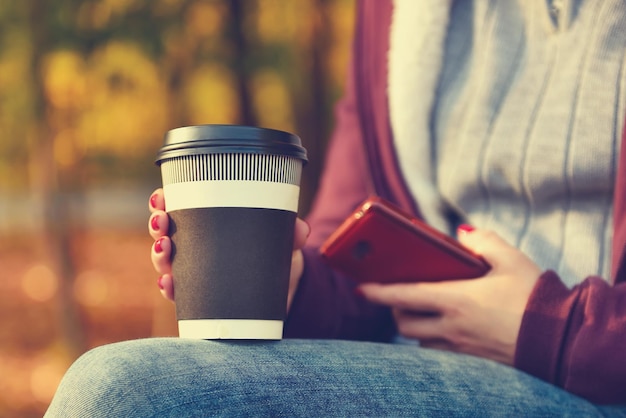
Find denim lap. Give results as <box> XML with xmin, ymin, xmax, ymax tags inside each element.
<box><xmin>45</xmin><ymin>338</ymin><xmax>626</xmax><ymax>417</ymax></box>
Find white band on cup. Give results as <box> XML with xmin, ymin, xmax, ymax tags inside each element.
<box><xmin>163</xmin><ymin>181</ymin><xmax>300</xmax><ymax>212</ymax></box>
<box><xmin>178</xmin><ymin>319</ymin><xmax>284</xmax><ymax>340</ymax></box>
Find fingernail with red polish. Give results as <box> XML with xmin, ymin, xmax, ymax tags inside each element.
<box><xmin>458</xmin><ymin>224</ymin><xmax>475</xmax><ymax>233</ymax></box>
<box><xmin>154</xmin><ymin>238</ymin><xmax>164</xmax><ymax>253</ymax></box>
<box><xmin>157</xmin><ymin>276</ymin><xmax>165</xmax><ymax>290</ymax></box>
<box><xmin>151</xmin><ymin>215</ymin><xmax>160</xmax><ymax>231</ymax></box>
<box><xmin>150</xmin><ymin>194</ymin><xmax>158</xmax><ymax>209</ymax></box>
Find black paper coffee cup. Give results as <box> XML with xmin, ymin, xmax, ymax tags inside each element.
<box><xmin>156</xmin><ymin>125</ymin><xmax>307</xmax><ymax>339</ymax></box>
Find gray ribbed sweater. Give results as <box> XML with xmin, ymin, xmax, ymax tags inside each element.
<box><xmin>389</xmin><ymin>0</ymin><xmax>626</xmax><ymax>286</ymax></box>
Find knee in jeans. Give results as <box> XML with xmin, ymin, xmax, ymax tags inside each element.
<box><xmin>73</xmin><ymin>344</ymin><xmax>138</xmax><ymax>381</ymax></box>
<box><xmin>48</xmin><ymin>342</ymin><xmax>151</xmax><ymax>416</ymax></box>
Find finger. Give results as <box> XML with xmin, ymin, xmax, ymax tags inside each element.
<box><xmin>456</xmin><ymin>226</ymin><xmax>510</xmax><ymax>257</ymax></box>
<box><xmin>287</xmin><ymin>249</ymin><xmax>304</xmax><ymax>311</ymax></box>
<box><xmin>148</xmin><ymin>210</ymin><xmax>169</xmax><ymax>240</ymax></box>
<box><xmin>293</xmin><ymin>218</ymin><xmax>310</xmax><ymax>250</ymax></box>
<box><xmin>456</xmin><ymin>227</ymin><xmax>534</xmax><ymax>276</ymax></box>
<box><xmin>149</xmin><ymin>189</ymin><xmax>165</xmax><ymax>213</ymax></box>
<box><xmin>157</xmin><ymin>273</ymin><xmax>175</xmax><ymax>302</ymax></box>
<box><xmin>417</xmin><ymin>339</ymin><xmax>454</xmax><ymax>352</ymax></box>
<box><xmin>393</xmin><ymin>309</ymin><xmax>458</xmax><ymax>352</ymax></box>
<box><xmin>359</xmin><ymin>282</ymin><xmax>460</xmax><ymax>314</ymax></box>
<box><xmin>393</xmin><ymin>309</ymin><xmax>447</xmax><ymax>341</ymax></box>
<box><xmin>151</xmin><ymin>237</ymin><xmax>172</xmax><ymax>275</ymax></box>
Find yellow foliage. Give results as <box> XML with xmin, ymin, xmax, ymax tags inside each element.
<box><xmin>42</xmin><ymin>50</ymin><xmax>87</xmax><ymax>110</ymax></box>
<box><xmin>0</xmin><ymin>0</ymin><xmax>356</xmax><ymax>175</ymax></box>
<box><xmin>250</xmin><ymin>69</ymin><xmax>294</xmax><ymax>132</ymax></box>
<box><xmin>37</xmin><ymin>44</ymin><xmax>170</xmax><ymax>165</ymax></box>
<box><xmin>103</xmin><ymin>0</ymin><xmax>139</xmax><ymax>14</ymax></box>
<box><xmin>326</xmin><ymin>0</ymin><xmax>355</xmax><ymax>87</ymax></box>
<box><xmin>0</xmin><ymin>37</ymin><xmax>30</xmax><ymax>91</ymax></box>
<box><xmin>185</xmin><ymin>1</ymin><xmax>227</xmax><ymax>39</ymax></box>
<box><xmin>76</xmin><ymin>41</ymin><xmax>169</xmax><ymax>157</ymax></box>
<box><xmin>183</xmin><ymin>63</ymin><xmax>239</xmax><ymax>125</ymax></box>
<box><xmin>78</xmin><ymin>0</ymin><xmax>141</xmax><ymax>29</ymax></box>
<box><xmin>53</xmin><ymin>128</ymin><xmax>84</xmax><ymax>168</ymax></box>
<box><xmin>0</xmin><ymin>28</ymin><xmax>35</xmax><ymax>151</ymax></box>
<box><xmin>77</xmin><ymin>2</ymin><xmax>112</xmax><ymax>30</ymax></box>
<box><xmin>151</xmin><ymin>0</ymin><xmax>187</xmax><ymax>18</ymax></box>
<box><xmin>255</xmin><ymin>0</ymin><xmax>315</xmax><ymax>45</ymax></box>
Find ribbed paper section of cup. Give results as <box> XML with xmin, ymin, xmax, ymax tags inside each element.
<box><xmin>160</xmin><ymin>153</ymin><xmax>303</xmax><ymax>212</ymax></box>
<box><xmin>160</xmin><ymin>153</ymin><xmax>302</xmax><ymax>186</ymax></box>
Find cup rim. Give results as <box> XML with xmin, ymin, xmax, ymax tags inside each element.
<box><xmin>156</xmin><ymin>124</ymin><xmax>308</xmax><ymax>165</ymax></box>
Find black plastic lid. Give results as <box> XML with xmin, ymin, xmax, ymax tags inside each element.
<box><xmin>156</xmin><ymin>125</ymin><xmax>308</xmax><ymax>165</ymax></box>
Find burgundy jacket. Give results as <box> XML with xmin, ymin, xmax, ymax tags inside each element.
<box><xmin>284</xmin><ymin>0</ymin><xmax>626</xmax><ymax>405</ymax></box>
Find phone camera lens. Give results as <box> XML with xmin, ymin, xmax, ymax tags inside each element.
<box><xmin>352</xmin><ymin>240</ymin><xmax>371</xmax><ymax>260</ymax></box>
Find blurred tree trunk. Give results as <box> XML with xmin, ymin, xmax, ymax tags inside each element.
<box><xmin>295</xmin><ymin>0</ymin><xmax>332</xmax><ymax>216</ymax></box>
<box><xmin>228</xmin><ymin>0</ymin><xmax>257</xmax><ymax>127</ymax></box>
<box><xmin>28</xmin><ymin>0</ymin><xmax>86</xmax><ymax>358</ymax></box>
<box><xmin>162</xmin><ymin>0</ymin><xmax>195</xmax><ymax>128</ymax></box>
<box><xmin>163</xmin><ymin>0</ymin><xmax>257</xmax><ymax>129</ymax></box>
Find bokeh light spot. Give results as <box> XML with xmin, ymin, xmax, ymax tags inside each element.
<box><xmin>30</xmin><ymin>360</ymin><xmax>67</xmax><ymax>404</ymax></box>
<box><xmin>74</xmin><ymin>270</ymin><xmax>109</xmax><ymax>306</ymax></box>
<box><xmin>21</xmin><ymin>265</ymin><xmax>58</xmax><ymax>302</ymax></box>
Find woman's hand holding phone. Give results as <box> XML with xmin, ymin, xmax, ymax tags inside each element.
<box><xmin>357</xmin><ymin>225</ymin><xmax>543</xmax><ymax>366</ymax></box>
<box><xmin>320</xmin><ymin>196</ymin><xmax>542</xmax><ymax>365</ymax></box>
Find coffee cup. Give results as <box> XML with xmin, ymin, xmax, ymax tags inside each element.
<box><xmin>156</xmin><ymin>125</ymin><xmax>307</xmax><ymax>339</ymax></box>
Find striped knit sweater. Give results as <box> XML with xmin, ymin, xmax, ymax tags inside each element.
<box><xmin>389</xmin><ymin>0</ymin><xmax>626</xmax><ymax>286</ymax></box>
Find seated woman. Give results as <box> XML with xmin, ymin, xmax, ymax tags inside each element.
<box><xmin>46</xmin><ymin>1</ymin><xmax>626</xmax><ymax>416</ymax></box>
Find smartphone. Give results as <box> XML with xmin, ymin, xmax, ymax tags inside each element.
<box><xmin>320</xmin><ymin>196</ymin><xmax>490</xmax><ymax>283</ymax></box>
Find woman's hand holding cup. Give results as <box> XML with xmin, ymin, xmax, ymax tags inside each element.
<box><xmin>148</xmin><ymin>188</ymin><xmax>309</xmax><ymax>312</ymax></box>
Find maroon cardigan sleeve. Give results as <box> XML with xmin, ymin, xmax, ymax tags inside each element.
<box><xmin>515</xmin><ymin>106</ymin><xmax>626</xmax><ymax>405</ymax></box>
<box><xmin>515</xmin><ymin>272</ymin><xmax>626</xmax><ymax>404</ymax></box>
<box><xmin>282</xmin><ymin>12</ymin><xmax>396</xmax><ymax>341</ymax></box>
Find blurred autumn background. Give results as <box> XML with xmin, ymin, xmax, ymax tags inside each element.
<box><xmin>0</xmin><ymin>0</ymin><xmax>355</xmax><ymax>416</ymax></box>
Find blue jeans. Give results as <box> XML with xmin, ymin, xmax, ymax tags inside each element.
<box><xmin>45</xmin><ymin>338</ymin><xmax>626</xmax><ymax>417</ymax></box>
